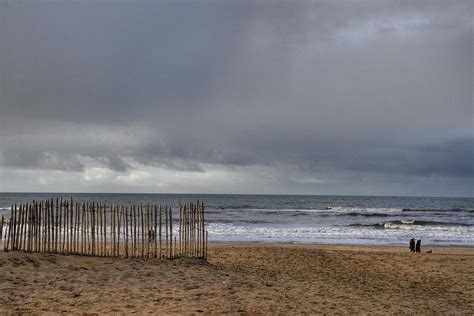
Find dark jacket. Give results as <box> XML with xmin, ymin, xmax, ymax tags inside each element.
<box><xmin>415</xmin><ymin>240</ymin><xmax>421</xmax><ymax>253</ymax></box>
<box><xmin>409</xmin><ymin>238</ymin><xmax>415</xmax><ymax>252</ymax></box>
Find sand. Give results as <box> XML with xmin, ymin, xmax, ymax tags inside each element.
<box><xmin>0</xmin><ymin>243</ymin><xmax>473</xmax><ymax>314</ymax></box>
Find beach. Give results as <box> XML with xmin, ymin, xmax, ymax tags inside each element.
<box><xmin>0</xmin><ymin>243</ymin><xmax>473</xmax><ymax>314</ymax></box>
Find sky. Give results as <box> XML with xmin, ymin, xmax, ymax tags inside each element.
<box><xmin>0</xmin><ymin>0</ymin><xmax>472</xmax><ymax>197</ymax></box>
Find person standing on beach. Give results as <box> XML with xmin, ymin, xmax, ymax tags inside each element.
<box><xmin>415</xmin><ymin>240</ymin><xmax>421</xmax><ymax>253</ymax></box>
<box><xmin>409</xmin><ymin>238</ymin><xmax>415</xmax><ymax>252</ymax></box>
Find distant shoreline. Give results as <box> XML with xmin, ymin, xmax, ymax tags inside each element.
<box><xmin>2</xmin><ymin>241</ymin><xmax>472</xmax><ymax>255</ymax></box>
<box><xmin>207</xmin><ymin>241</ymin><xmax>474</xmax><ymax>249</ymax></box>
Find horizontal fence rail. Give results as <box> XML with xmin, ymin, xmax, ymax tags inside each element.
<box><xmin>2</xmin><ymin>199</ymin><xmax>208</xmax><ymax>260</ymax></box>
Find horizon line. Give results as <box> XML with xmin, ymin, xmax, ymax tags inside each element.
<box><xmin>0</xmin><ymin>191</ymin><xmax>472</xmax><ymax>199</ymax></box>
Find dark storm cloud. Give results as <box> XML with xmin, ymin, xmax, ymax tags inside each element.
<box><xmin>0</xmin><ymin>0</ymin><xmax>472</xmax><ymax>195</ymax></box>
<box><xmin>0</xmin><ymin>150</ymin><xmax>84</xmax><ymax>172</ymax></box>
<box><xmin>0</xmin><ymin>0</ymin><xmax>249</xmax><ymax>122</ymax></box>
<box><xmin>309</xmin><ymin>138</ymin><xmax>474</xmax><ymax>178</ymax></box>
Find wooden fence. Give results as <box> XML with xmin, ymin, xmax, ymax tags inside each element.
<box><xmin>2</xmin><ymin>199</ymin><xmax>208</xmax><ymax>260</ymax></box>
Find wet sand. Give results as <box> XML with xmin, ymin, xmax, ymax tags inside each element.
<box><xmin>0</xmin><ymin>243</ymin><xmax>473</xmax><ymax>314</ymax></box>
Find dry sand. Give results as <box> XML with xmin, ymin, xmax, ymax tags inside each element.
<box><xmin>0</xmin><ymin>243</ymin><xmax>473</xmax><ymax>314</ymax></box>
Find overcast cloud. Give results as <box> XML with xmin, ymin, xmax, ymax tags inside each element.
<box><xmin>0</xmin><ymin>0</ymin><xmax>472</xmax><ymax>196</ymax></box>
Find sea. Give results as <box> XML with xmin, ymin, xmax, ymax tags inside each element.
<box><xmin>0</xmin><ymin>193</ymin><xmax>473</xmax><ymax>246</ymax></box>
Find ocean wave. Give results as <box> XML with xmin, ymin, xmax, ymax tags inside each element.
<box><xmin>209</xmin><ymin>204</ymin><xmax>257</xmax><ymax>210</ymax></box>
<box><xmin>209</xmin><ymin>206</ymin><xmax>474</xmax><ymax>214</ymax></box>
<box><xmin>262</xmin><ymin>210</ymin><xmax>282</xmax><ymax>215</ymax></box>
<box><xmin>0</xmin><ymin>207</ymin><xmax>12</xmax><ymax>215</ymax></box>
<box><xmin>329</xmin><ymin>207</ymin><xmax>402</xmax><ymax>213</ymax></box>
<box><xmin>208</xmin><ymin>206</ymin><xmax>474</xmax><ymax>218</ymax></box>
<box><xmin>211</xmin><ymin>219</ymin><xmax>269</xmax><ymax>225</ymax></box>
<box><xmin>402</xmin><ymin>208</ymin><xmax>474</xmax><ymax>213</ymax></box>
<box><xmin>290</xmin><ymin>211</ymin><xmax>310</xmax><ymax>217</ymax></box>
<box><xmin>224</xmin><ymin>207</ymin><xmax>404</xmax><ymax>215</ymax></box>
<box><xmin>349</xmin><ymin>220</ymin><xmax>473</xmax><ymax>229</ymax></box>
<box><xmin>261</xmin><ymin>210</ymin><xmax>310</xmax><ymax>216</ymax></box>
<box><xmin>342</xmin><ymin>212</ymin><xmax>393</xmax><ymax>217</ymax></box>
<box><xmin>316</xmin><ymin>207</ymin><xmax>404</xmax><ymax>217</ymax></box>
